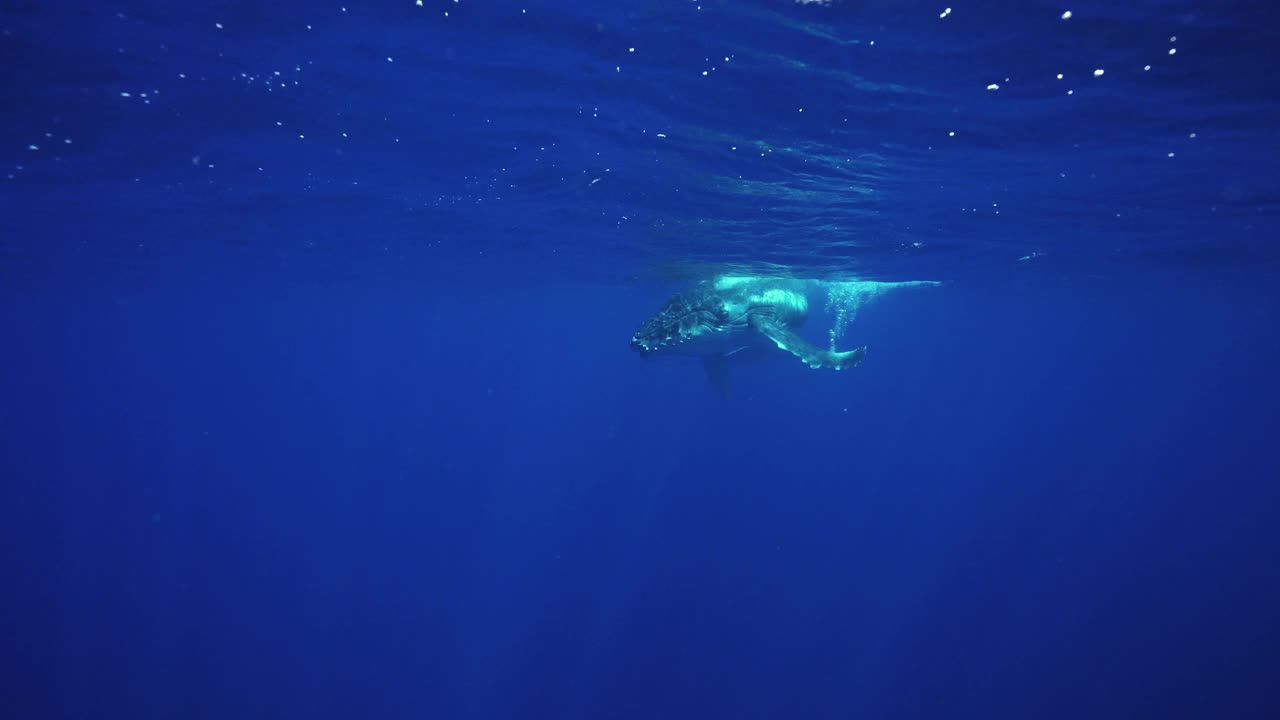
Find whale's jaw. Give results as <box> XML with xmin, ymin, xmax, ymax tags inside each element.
<box><xmin>629</xmin><ymin>288</ymin><xmax>747</xmax><ymax>358</ymax></box>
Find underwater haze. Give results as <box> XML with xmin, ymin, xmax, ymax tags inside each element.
<box><xmin>2</xmin><ymin>1</ymin><xmax>1280</xmax><ymax>718</ymax></box>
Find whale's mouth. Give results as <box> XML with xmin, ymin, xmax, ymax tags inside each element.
<box><xmin>630</xmin><ymin>288</ymin><xmax>735</xmax><ymax>357</ymax></box>
<box><xmin>631</xmin><ymin>318</ymin><xmax>741</xmax><ymax>358</ymax></box>
<box><xmin>630</xmin><ymin>332</ymin><xmax>690</xmax><ymax>356</ymax></box>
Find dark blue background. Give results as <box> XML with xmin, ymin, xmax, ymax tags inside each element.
<box><xmin>3</xmin><ymin>1</ymin><xmax>1280</xmax><ymax>718</ymax></box>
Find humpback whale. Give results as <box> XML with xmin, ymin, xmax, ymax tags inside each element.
<box><xmin>630</xmin><ymin>276</ymin><xmax>866</xmax><ymax>393</ymax></box>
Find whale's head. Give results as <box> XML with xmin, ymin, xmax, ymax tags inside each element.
<box><xmin>630</xmin><ymin>289</ymin><xmax>740</xmax><ymax>357</ymax></box>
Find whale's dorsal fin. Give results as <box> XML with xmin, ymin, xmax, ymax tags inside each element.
<box><xmin>750</xmin><ymin>317</ymin><xmax>866</xmax><ymax>370</ymax></box>
<box><xmin>701</xmin><ymin>355</ymin><xmax>733</xmax><ymax>399</ymax></box>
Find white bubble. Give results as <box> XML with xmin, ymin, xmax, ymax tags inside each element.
<box><xmin>1093</xmin><ymin>68</ymin><xmax>1104</xmax><ymax>76</ymax></box>
<box><xmin>1061</xmin><ymin>11</ymin><xmax>1072</xmax><ymax>20</ymax></box>
<box><xmin>1144</xmin><ymin>65</ymin><xmax>1151</xmax><ymax>71</ymax></box>
<box><xmin>1057</xmin><ymin>73</ymin><xmax>1063</xmax><ymax>79</ymax></box>
<box><xmin>1168</xmin><ymin>48</ymin><xmax>1176</xmax><ymax>55</ymax></box>
<box><xmin>986</xmin><ymin>83</ymin><xmax>999</xmax><ymax>91</ymax></box>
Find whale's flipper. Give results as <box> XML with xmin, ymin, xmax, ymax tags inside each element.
<box><xmin>701</xmin><ymin>355</ymin><xmax>733</xmax><ymax>398</ymax></box>
<box><xmin>751</xmin><ymin>317</ymin><xmax>866</xmax><ymax>371</ymax></box>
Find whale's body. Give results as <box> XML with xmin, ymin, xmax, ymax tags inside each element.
<box><xmin>630</xmin><ymin>277</ymin><xmax>866</xmax><ymax>392</ymax></box>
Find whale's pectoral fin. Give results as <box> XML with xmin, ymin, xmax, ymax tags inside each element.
<box><xmin>701</xmin><ymin>355</ymin><xmax>733</xmax><ymax>399</ymax></box>
<box><xmin>751</xmin><ymin>318</ymin><xmax>866</xmax><ymax>371</ymax></box>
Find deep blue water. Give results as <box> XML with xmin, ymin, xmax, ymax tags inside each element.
<box><xmin>3</xmin><ymin>2</ymin><xmax>1280</xmax><ymax>718</ymax></box>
